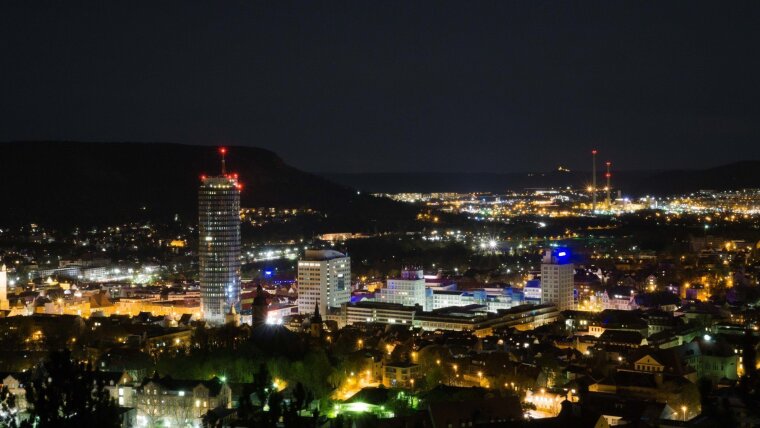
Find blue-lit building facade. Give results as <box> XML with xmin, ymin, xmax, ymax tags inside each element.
<box><xmin>199</xmin><ymin>175</ymin><xmax>241</xmax><ymax>324</ymax></box>
<box><xmin>540</xmin><ymin>248</ymin><xmax>575</xmax><ymax>311</ymax></box>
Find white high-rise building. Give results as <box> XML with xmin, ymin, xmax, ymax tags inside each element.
<box><xmin>297</xmin><ymin>250</ymin><xmax>351</xmax><ymax>315</ymax></box>
<box><xmin>0</xmin><ymin>264</ymin><xmax>8</xmax><ymax>310</ymax></box>
<box><xmin>377</xmin><ymin>268</ymin><xmax>426</xmax><ymax>308</ymax></box>
<box><xmin>540</xmin><ymin>249</ymin><xmax>575</xmax><ymax>311</ymax></box>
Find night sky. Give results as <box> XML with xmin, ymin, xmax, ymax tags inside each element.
<box><xmin>1</xmin><ymin>1</ymin><xmax>759</xmax><ymax>173</ymax></box>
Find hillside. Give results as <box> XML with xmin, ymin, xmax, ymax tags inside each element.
<box><xmin>629</xmin><ymin>161</ymin><xmax>760</xmax><ymax>195</ymax></box>
<box><xmin>0</xmin><ymin>141</ymin><xmax>421</xmax><ymax>231</ymax></box>
<box><xmin>325</xmin><ymin>161</ymin><xmax>760</xmax><ymax>195</ymax></box>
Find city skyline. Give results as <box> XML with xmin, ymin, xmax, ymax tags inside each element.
<box><xmin>1</xmin><ymin>2</ymin><xmax>760</xmax><ymax>427</ymax></box>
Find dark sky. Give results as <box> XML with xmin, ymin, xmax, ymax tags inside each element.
<box><xmin>2</xmin><ymin>1</ymin><xmax>759</xmax><ymax>173</ymax></box>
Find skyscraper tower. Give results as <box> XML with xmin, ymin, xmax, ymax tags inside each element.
<box><xmin>605</xmin><ymin>161</ymin><xmax>612</xmax><ymax>210</ymax></box>
<box><xmin>199</xmin><ymin>148</ymin><xmax>242</xmax><ymax>325</ymax></box>
<box><xmin>591</xmin><ymin>150</ymin><xmax>597</xmax><ymax>212</ymax></box>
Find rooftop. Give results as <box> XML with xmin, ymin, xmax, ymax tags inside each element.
<box><xmin>301</xmin><ymin>249</ymin><xmax>347</xmax><ymax>261</ymax></box>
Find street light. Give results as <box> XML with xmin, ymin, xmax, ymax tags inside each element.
<box><xmin>681</xmin><ymin>406</ymin><xmax>687</xmax><ymax>421</ymax></box>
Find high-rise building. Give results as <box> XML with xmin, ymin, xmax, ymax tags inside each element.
<box><xmin>297</xmin><ymin>249</ymin><xmax>351</xmax><ymax>316</ymax></box>
<box><xmin>199</xmin><ymin>148</ymin><xmax>241</xmax><ymax>325</ymax></box>
<box><xmin>376</xmin><ymin>268</ymin><xmax>426</xmax><ymax>308</ymax></box>
<box><xmin>540</xmin><ymin>248</ymin><xmax>574</xmax><ymax>311</ymax></box>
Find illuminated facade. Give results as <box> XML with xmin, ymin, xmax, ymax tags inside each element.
<box><xmin>297</xmin><ymin>249</ymin><xmax>351</xmax><ymax>315</ymax></box>
<box><xmin>0</xmin><ymin>264</ymin><xmax>8</xmax><ymax>310</ymax></box>
<box><xmin>540</xmin><ymin>248</ymin><xmax>575</xmax><ymax>311</ymax></box>
<box><xmin>376</xmin><ymin>268</ymin><xmax>426</xmax><ymax>308</ymax></box>
<box><xmin>199</xmin><ymin>174</ymin><xmax>241</xmax><ymax>325</ymax></box>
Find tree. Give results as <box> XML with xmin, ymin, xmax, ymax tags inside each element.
<box><xmin>191</xmin><ymin>325</ymin><xmax>210</xmax><ymax>350</ymax></box>
<box><xmin>237</xmin><ymin>383</ymin><xmax>256</xmax><ymax>423</ymax></box>
<box><xmin>292</xmin><ymin>382</ymin><xmax>307</xmax><ymax>413</ymax></box>
<box><xmin>267</xmin><ymin>391</ymin><xmax>284</xmax><ymax>428</ymax></box>
<box><xmin>22</xmin><ymin>350</ymin><xmax>120</xmax><ymax>428</ymax></box>
<box><xmin>0</xmin><ymin>385</ymin><xmax>19</xmax><ymax>428</ymax></box>
<box><xmin>253</xmin><ymin>363</ymin><xmax>272</xmax><ymax>407</ymax></box>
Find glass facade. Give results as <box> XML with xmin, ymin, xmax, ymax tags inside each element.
<box><xmin>199</xmin><ymin>176</ymin><xmax>241</xmax><ymax>324</ymax></box>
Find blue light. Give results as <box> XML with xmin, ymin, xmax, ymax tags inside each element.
<box><xmin>554</xmin><ymin>248</ymin><xmax>571</xmax><ymax>263</ymax></box>
<box><xmin>264</xmin><ymin>270</ymin><xmax>273</xmax><ymax>277</ymax></box>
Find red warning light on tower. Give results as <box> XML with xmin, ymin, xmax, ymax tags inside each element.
<box><xmin>219</xmin><ymin>147</ymin><xmax>227</xmax><ymax>155</ymax></box>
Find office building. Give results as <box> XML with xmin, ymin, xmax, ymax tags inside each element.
<box><xmin>540</xmin><ymin>248</ymin><xmax>575</xmax><ymax>311</ymax></box>
<box><xmin>333</xmin><ymin>301</ymin><xmax>559</xmax><ymax>335</ymax></box>
<box><xmin>426</xmin><ymin>288</ymin><xmax>515</xmax><ymax>313</ymax></box>
<box><xmin>376</xmin><ymin>268</ymin><xmax>426</xmax><ymax>308</ymax></box>
<box><xmin>198</xmin><ymin>150</ymin><xmax>241</xmax><ymax>325</ymax></box>
<box><xmin>297</xmin><ymin>249</ymin><xmax>351</xmax><ymax>315</ymax></box>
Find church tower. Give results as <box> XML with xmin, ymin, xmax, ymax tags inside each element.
<box><xmin>253</xmin><ymin>283</ymin><xmax>268</xmax><ymax>326</ymax></box>
<box><xmin>309</xmin><ymin>303</ymin><xmax>323</xmax><ymax>339</ymax></box>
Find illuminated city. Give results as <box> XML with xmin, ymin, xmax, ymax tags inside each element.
<box><xmin>2</xmin><ymin>2</ymin><xmax>760</xmax><ymax>428</ymax></box>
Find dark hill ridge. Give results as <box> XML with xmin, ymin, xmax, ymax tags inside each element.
<box><xmin>324</xmin><ymin>161</ymin><xmax>760</xmax><ymax>195</ymax></box>
<box><xmin>630</xmin><ymin>161</ymin><xmax>760</xmax><ymax>195</ymax></box>
<box><xmin>0</xmin><ymin>141</ymin><xmax>419</xmax><ymax>230</ymax></box>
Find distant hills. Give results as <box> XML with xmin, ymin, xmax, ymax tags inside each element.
<box><xmin>1</xmin><ymin>142</ymin><xmax>756</xmax><ymax>230</ymax></box>
<box><xmin>0</xmin><ymin>142</ymin><xmax>420</xmax><ymax>230</ymax></box>
<box><xmin>324</xmin><ymin>161</ymin><xmax>760</xmax><ymax>195</ymax></box>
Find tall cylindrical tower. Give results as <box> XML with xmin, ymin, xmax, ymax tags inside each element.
<box><xmin>199</xmin><ymin>148</ymin><xmax>241</xmax><ymax>324</ymax></box>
